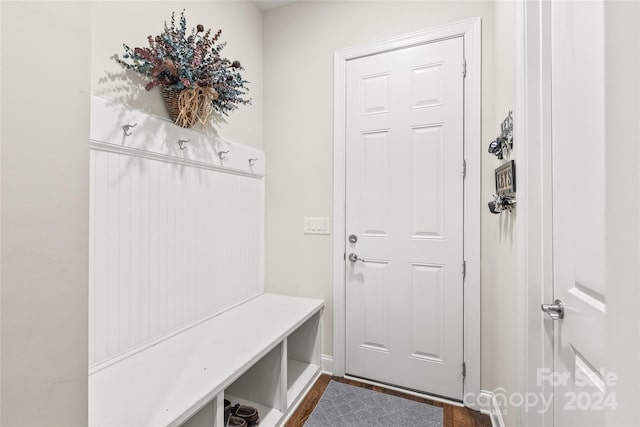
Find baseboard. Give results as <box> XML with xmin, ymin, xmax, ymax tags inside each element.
<box><xmin>478</xmin><ymin>391</ymin><xmax>506</xmax><ymax>427</ymax></box>
<box><xmin>321</xmin><ymin>354</ymin><xmax>333</xmax><ymax>375</ymax></box>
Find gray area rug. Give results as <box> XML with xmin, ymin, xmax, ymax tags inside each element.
<box><xmin>304</xmin><ymin>380</ymin><xmax>443</xmax><ymax>427</ymax></box>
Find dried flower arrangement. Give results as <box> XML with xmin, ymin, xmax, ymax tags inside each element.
<box><xmin>114</xmin><ymin>10</ymin><xmax>250</xmax><ymax>128</ymax></box>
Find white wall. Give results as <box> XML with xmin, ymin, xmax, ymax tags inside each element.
<box><xmin>484</xmin><ymin>1</ymin><xmax>518</xmax><ymax>424</ymax></box>
<box><xmin>88</xmin><ymin>1</ymin><xmax>264</xmax><ymax>366</ymax></box>
<box><xmin>604</xmin><ymin>1</ymin><xmax>640</xmax><ymax>425</ymax></box>
<box><xmin>263</xmin><ymin>1</ymin><xmax>510</xmax><ymax>392</ymax></box>
<box><xmin>0</xmin><ymin>1</ymin><xmax>526</xmax><ymax>423</ymax></box>
<box><xmin>1</xmin><ymin>1</ymin><xmax>263</xmax><ymax>424</ymax></box>
<box><xmin>91</xmin><ymin>1</ymin><xmax>264</xmax><ymax>150</ymax></box>
<box><xmin>0</xmin><ymin>1</ymin><xmax>3</xmax><ymax>420</ymax></box>
<box><xmin>1</xmin><ymin>2</ymin><xmax>91</xmax><ymax>425</ymax></box>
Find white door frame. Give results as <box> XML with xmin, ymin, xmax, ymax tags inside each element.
<box><xmin>518</xmin><ymin>3</ymin><xmax>640</xmax><ymax>426</ymax></box>
<box><xmin>332</xmin><ymin>18</ymin><xmax>482</xmax><ymax>405</ymax></box>
<box><xmin>515</xmin><ymin>1</ymin><xmax>555</xmax><ymax>424</ymax></box>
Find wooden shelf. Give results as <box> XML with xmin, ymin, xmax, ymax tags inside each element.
<box><xmin>90</xmin><ymin>96</ymin><xmax>265</xmax><ymax>178</ymax></box>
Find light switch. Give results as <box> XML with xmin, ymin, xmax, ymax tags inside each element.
<box><xmin>304</xmin><ymin>217</ymin><xmax>331</xmax><ymax>235</ymax></box>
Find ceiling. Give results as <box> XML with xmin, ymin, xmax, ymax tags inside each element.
<box><xmin>253</xmin><ymin>0</ymin><xmax>297</xmax><ymax>11</ymax></box>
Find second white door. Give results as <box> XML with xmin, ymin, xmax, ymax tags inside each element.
<box><xmin>549</xmin><ymin>1</ymin><xmax>607</xmax><ymax>425</ymax></box>
<box><xmin>345</xmin><ymin>37</ymin><xmax>465</xmax><ymax>400</ymax></box>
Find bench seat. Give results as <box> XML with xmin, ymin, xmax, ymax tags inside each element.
<box><xmin>89</xmin><ymin>293</ymin><xmax>324</xmax><ymax>426</ymax></box>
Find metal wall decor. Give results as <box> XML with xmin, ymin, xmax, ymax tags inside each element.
<box><xmin>495</xmin><ymin>160</ymin><xmax>516</xmax><ymax>195</ymax></box>
<box><xmin>488</xmin><ymin>112</ymin><xmax>516</xmax><ymax>214</ymax></box>
<box><xmin>488</xmin><ymin>194</ymin><xmax>516</xmax><ymax>214</ymax></box>
<box><xmin>488</xmin><ymin>111</ymin><xmax>513</xmax><ymax>160</ymax></box>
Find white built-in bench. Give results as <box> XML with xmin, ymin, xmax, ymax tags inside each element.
<box><xmin>89</xmin><ymin>294</ymin><xmax>324</xmax><ymax>427</ymax></box>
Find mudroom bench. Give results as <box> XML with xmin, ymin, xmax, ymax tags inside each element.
<box><xmin>89</xmin><ymin>294</ymin><xmax>324</xmax><ymax>427</ymax></box>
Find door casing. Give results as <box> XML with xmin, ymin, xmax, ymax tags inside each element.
<box><xmin>515</xmin><ymin>1</ymin><xmax>555</xmax><ymax>425</ymax></box>
<box><xmin>518</xmin><ymin>1</ymin><xmax>640</xmax><ymax>425</ymax></box>
<box><xmin>332</xmin><ymin>18</ymin><xmax>482</xmax><ymax>407</ymax></box>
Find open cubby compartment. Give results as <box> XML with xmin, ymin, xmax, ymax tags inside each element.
<box><xmin>225</xmin><ymin>342</ymin><xmax>286</xmax><ymax>427</ymax></box>
<box><xmin>181</xmin><ymin>394</ymin><xmax>224</xmax><ymax>427</ymax></box>
<box><xmin>286</xmin><ymin>311</ymin><xmax>322</xmax><ymax>407</ymax></box>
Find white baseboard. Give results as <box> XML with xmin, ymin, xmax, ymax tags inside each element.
<box><xmin>478</xmin><ymin>391</ymin><xmax>506</xmax><ymax>427</ymax></box>
<box><xmin>321</xmin><ymin>354</ymin><xmax>333</xmax><ymax>375</ymax></box>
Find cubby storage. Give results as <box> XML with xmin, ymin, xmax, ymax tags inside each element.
<box><xmin>89</xmin><ymin>294</ymin><xmax>323</xmax><ymax>427</ymax></box>
<box><xmin>286</xmin><ymin>312</ymin><xmax>322</xmax><ymax>407</ymax></box>
<box><xmin>225</xmin><ymin>344</ymin><xmax>285</xmax><ymax>426</ymax></box>
<box><xmin>180</xmin><ymin>397</ymin><xmax>222</xmax><ymax>427</ymax></box>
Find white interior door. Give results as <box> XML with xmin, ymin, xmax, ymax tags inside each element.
<box><xmin>344</xmin><ymin>37</ymin><xmax>465</xmax><ymax>400</ymax></box>
<box><xmin>549</xmin><ymin>1</ymin><xmax>608</xmax><ymax>425</ymax></box>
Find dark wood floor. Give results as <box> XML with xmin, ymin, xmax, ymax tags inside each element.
<box><xmin>285</xmin><ymin>375</ymin><xmax>492</xmax><ymax>427</ymax></box>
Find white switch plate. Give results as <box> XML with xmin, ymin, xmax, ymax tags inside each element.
<box><xmin>304</xmin><ymin>217</ymin><xmax>331</xmax><ymax>235</ymax></box>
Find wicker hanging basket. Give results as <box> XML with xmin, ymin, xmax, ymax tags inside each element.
<box><xmin>161</xmin><ymin>88</ymin><xmax>195</xmax><ymax>128</ymax></box>
<box><xmin>161</xmin><ymin>86</ymin><xmax>218</xmax><ymax>129</ymax></box>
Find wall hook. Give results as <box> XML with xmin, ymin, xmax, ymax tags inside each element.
<box><xmin>122</xmin><ymin>123</ymin><xmax>137</xmax><ymax>136</ymax></box>
<box><xmin>248</xmin><ymin>158</ymin><xmax>258</xmax><ymax>166</ymax></box>
<box><xmin>219</xmin><ymin>150</ymin><xmax>229</xmax><ymax>160</ymax></box>
<box><xmin>177</xmin><ymin>139</ymin><xmax>190</xmax><ymax>150</ymax></box>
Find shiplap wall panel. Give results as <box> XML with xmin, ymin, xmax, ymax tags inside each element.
<box><xmin>89</xmin><ymin>147</ymin><xmax>264</xmax><ymax>368</ymax></box>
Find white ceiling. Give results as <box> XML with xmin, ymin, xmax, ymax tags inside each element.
<box><xmin>253</xmin><ymin>0</ymin><xmax>296</xmax><ymax>11</ymax></box>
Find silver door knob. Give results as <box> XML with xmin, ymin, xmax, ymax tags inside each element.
<box><xmin>541</xmin><ymin>299</ymin><xmax>564</xmax><ymax>320</ymax></box>
<box><xmin>348</xmin><ymin>253</ymin><xmax>367</xmax><ymax>263</ymax></box>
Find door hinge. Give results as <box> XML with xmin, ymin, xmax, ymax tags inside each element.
<box><xmin>462</xmin><ymin>260</ymin><xmax>466</xmax><ymax>279</ymax></box>
<box><xmin>462</xmin><ymin>361</ymin><xmax>467</xmax><ymax>380</ymax></box>
<box><xmin>462</xmin><ymin>59</ymin><xmax>467</xmax><ymax>78</ymax></box>
<box><xmin>344</xmin><ymin>252</ymin><xmax>346</xmax><ymax>261</ymax></box>
<box><xmin>462</xmin><ymin>159</ymin><xmax>467</xmax><ymax>179</ymax></box>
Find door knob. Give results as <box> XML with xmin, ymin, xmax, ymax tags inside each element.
<box><xmin>541</xmin><ymin>299</ymin><xmax>564</xmax><ymax>320</ymax></box>
<box><xmin>348</xmin><ymin>253</ymin><xmax>367</xmax><ymax>263</ymax></box>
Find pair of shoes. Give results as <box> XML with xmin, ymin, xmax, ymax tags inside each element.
<box><xmin>227</xmin><ymin>416</ymin><xmax>247</xmax><ymax>427</ymax></box>
<box><xmin>224</xmin><ymin>399</ymin><xmax>232</xmax><ymax>424</ymax></box>
<box><xmin>230</xmin><ymin>404</ymin><xmax>259</xmax><ymax>427</ymax></box>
